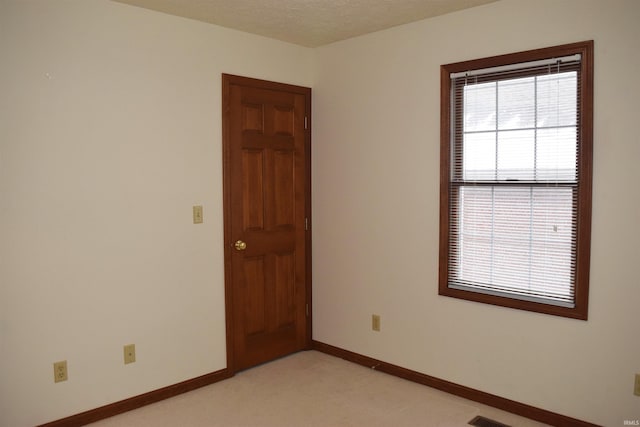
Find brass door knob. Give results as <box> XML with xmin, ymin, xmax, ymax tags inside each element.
<box><xmin>234</xmin><ymin>240</ymin><xmax>247</xmax><ymax>251</ymax></box>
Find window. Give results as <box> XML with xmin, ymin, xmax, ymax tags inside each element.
<box><xmin>439</xmin><ymin>41</ymin><xmax>593</xmax><ymax>319</ymax></box>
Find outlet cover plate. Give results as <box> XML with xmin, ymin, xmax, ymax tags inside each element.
<box><xmin>53</xmin><ymin>360</ymin><xmax>68</xmax><ymax>383</ymax></box>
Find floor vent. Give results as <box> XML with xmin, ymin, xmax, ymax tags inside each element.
<box><xmin>468</xmin><ymin>415</ymin><xmax>512</xmax><ymax>427</ymax></box>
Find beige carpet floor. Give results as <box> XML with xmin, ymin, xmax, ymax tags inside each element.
<box><xmin>88</xmin><ymin>350</ymin><xmax>549</xmax><ymax>427</ymax></box>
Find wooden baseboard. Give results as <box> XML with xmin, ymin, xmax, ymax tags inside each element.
<box><xmin>312</xmin><ymin>340</ymin><xmax>599</xmax><ymax>427</ymax></box>
<box><xmin>38</xmin><ymin>368</ymin><xmax>232</xmax><ymax>427</ymax></box>
<box><xmin>38</xmin><ymin>344</ymin><xmax>600</xmax><ymax>427</ymax></box>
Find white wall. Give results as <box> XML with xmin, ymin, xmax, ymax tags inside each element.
<box><xmin>2</xmin><ymin>0</ymin><xmax>639</xmax><ymax>426</ymax></box>
<box><xmin>312</xmin><ymin>0</ymin><xmax>640</xmax><ymax>425</ymax></box>
<box><xmin>0</xmin><ymin>1</ymin><xmax>313</xmax><ymax>426</ymax></box>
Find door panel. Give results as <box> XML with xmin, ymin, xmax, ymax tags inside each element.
<box><xmin>273</xmin><ymin>150</ymin><xmax>295</xmax><ymax>227</ymax></box>
<box><xmin>274</xmin><ymin>252</ymin><xmax>295</xmax><ymax>328</ymax></box>
<box><xmin>223</xmin><ymin>74</ymin><xmax>311</xmax><ymax>372</ymax></box>
<box><xmin>243</xmin><ymin>256</ymin><xmax>266</xmax><ymax>335</ymax></box>
<box><xmin>242</xmin><ymin>150</ymin><xmax>265</xmax><ymax>230</ymax></box>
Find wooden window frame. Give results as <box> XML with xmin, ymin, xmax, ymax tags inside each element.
<box><xmin>439</xmin><ymin>41</ymin><xmax>594</xmax><ymax>320</ymax></box>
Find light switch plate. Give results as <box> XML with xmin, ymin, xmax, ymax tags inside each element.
<box><xmin>372</xmin><ymin>314</ymin><xmax>381</xmax><ymax>332</ymax></box>
<box><xmin>193</xmin><ymin>205</ymin><xmax>203</xmax><ymax>224</ymax></box>
<box><xmin>124</xmin><ymin>344</ymin><xmax>136</xmax><ymax>364</ymax></box>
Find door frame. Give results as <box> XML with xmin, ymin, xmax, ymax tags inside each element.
<box><xmin>221</xmin><ymin>74</ymin><xmax>312</xmax><ymax>374</ymax></box>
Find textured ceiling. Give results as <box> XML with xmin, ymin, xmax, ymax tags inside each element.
<box><xmin>112</xmin><ymin>0</ymin><xmax>499</xmax><ymax>47</ymax></box>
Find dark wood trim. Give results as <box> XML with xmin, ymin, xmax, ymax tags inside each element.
<box><xmin>442</xmin><ymin>40</ymin><xmax>594</xmax><ymax>76</ymax></box>
<box><xmin>574</xmin><ymin>40</ymin><xmax>594</xmax><ymax>321</ymax></box>
<box><xmin>38</xmin><ymin>369</ymin><xmax>232</xmax><ymax>427</ymax></box>
<box><xmin>438</xmin><ymin>61</ymin><xmax>452</xmax><ymax>301</ymax></box>
<box><xmin>313</xmin><ymin>341</ymin><xmax>600</xmax><ymax>427</ymax></box>
<box><xmin>37</xmin><ymin>343</ymin><xmax>600</xmax><ymax>426</ymax></box>
<box><xmin>221</xmin><ymin>73</ymin><xmax>236</xmax><ymax>375</ymax></box>
<box><xmin>303</xmin><ymin>81</ymin><xmax>314</xmax><ymax>350</ymax></box>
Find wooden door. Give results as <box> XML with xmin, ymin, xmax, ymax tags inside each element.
<box><xmin>222</xmin><ymin>74</ymin><xmax>311</xmax><ymax>372</ymax></box>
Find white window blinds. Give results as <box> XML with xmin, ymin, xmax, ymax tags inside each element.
<box><xmin>447</xmin><ymin>55</ymin><xmax>583</xmax><ymax>307</ymax></box>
